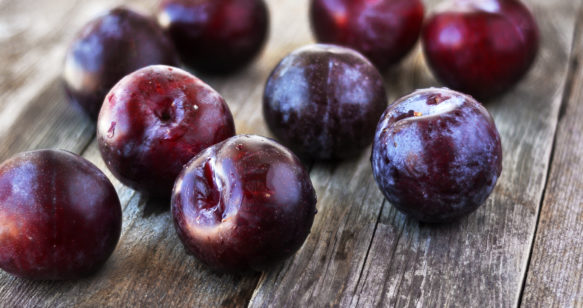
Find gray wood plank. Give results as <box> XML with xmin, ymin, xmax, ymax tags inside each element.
<box><xmin>0</xmin><ymin>0</ymin><xmax>313</xmax><ymax>306</ymax></box>
<box><xmin>0</xmin><ymin>0</ymin><xmax>578</xmax><ymax>306</ymax></box>
<box><xmin>0</xmin><ymin>0</ymin><xmax>157</xmax><ymax>142</ymax></box>
<box><xmin>248</xmin><ymin>0</ymin><xmax>579</xmax><ymax>307</ymax></box>
<box><xmin>0</xmin><ymin>0</ymin><xmax>94</xmax><ymax>159</ymax></box>
<box><xmin>0</xmin><ymin>142</ymin><xmax>260</xmax><ymax>307</ymax></box>
<box><xmin>521</xmin><ymin>3</ymin><xmax>583</xmax><ymax>306</ymax></box>
<box><xmin>0</xmin><ymin>0</ymin><xmax>256</xmax><ymax>306</ymax></box>
<box><xmin>0</xmin><ymin>79</ymin><xmax>94</xmax><ymax>162</ymax></box>
<box><xmin>348</xmin><ymin>1</ymin><xmax>578</xmax><ymax>306</ymax></box>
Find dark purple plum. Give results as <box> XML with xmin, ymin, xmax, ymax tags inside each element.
<box><xmin>172</xmin><ymin>135</ymin><xmax>317</xmax><ymax>272</ymax></box>
<box><xmin>310</xmin><ymin>0</ymin><xmax>425</xmax><ymax>71</ymax></box>
<box><xmin>371</xmin><ymin>88</ymin><xmax>502</xmax><ymax>223</ymax></box>
<box><xmin>157</xmin><ymin>0</ymin><xmax>269</xmax><ymax>74</ymax></box>
<box><xmin>0</xmin><ymin>150</ymin><xmax>122</xmax><ymax>280</ymax></box>
<box><xmin>63</xmin><ymin>7</ymin><xmax>178</xmax><ymax>119</ymax></box>
<box><xmin>422</xmin><ymin>0</ymin><xmax>539</xmax><ymax>99</ymax></box>
<box><xmin>97</xmin><ymin>65</ymin><xmax>235</xmax><ymax>198</ymax></box>
<box><xmin>263</xmin><ymin>44</ymin><xmax>387</xmax><ymax>160</ymax></box>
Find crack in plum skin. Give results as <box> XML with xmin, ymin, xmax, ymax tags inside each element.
<box><xmin>0</xmin><ymin>150</ymin><xmax>122</xmax><ymax>280</ymax></box>
<box><xmin>422</xmin><ymin>0</ymin><xmax>539</xmax><ymax>99</ymax></box>
<box><xmin>63</xmin><ymin>7</ymin><xmax>178</xmax><ymax>119</ymax></box>
<box><xmin>97</xmin><ymin>65</ymin><xmax>235</xmax><ymax>198</ymax></box>
<box><xmin>172</xmin><ymin>135</ymin><xmax>317</xmax><ymax>272</ymax></box>
<box><xmin>371</xmin><ymin>88</ymin><xmax>503</xmax><ymax>223</ymax></box>
<box><xmin>157</xmin><ymin>0</ymin><xmax>269</xmax><ymax>74</ymax></box>
<box><xmin>310</xmin><ymin>0</ymin><xmax>425</xmax><ymax>71</ymax></box>
<box><xmin>263</xmin><ymin>44</ymin><xmax>387</xmax><ymax>160</ymax></box>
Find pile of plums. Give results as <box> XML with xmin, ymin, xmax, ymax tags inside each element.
<box><xmin>0</xmin><ymin>0</ymin><xmax>538</xmax><ymax>279</ymax></box>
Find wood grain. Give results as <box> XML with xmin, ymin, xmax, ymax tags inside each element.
<box><xmin>0</xmin><ymin>0</ymin><xmax>310</xmax><ymax>306</ymax></box>
<box><xmin>0</xmin><ymin>0</ymin><xmax>259</xmax><ymax>306</ymax></box>
<box><xmin>349</xmin><ymin>0</ymin><xmax>579</xmax><ymax>306</ymax></box>
<box><xmin>0</xmin><ymin>0</ymin><xmax>581</xmax><ymax>306</ymax></box>
<box><xmin>521</xmin><ymin>3</ymin><xmax>583</xmax><ymax>306</ymax></box>
<box><xmin>248</xmin><ymin>0</ymin><xmax>580</xmax><ymax>307</ymax></box>
<box><xmin>0</xmin><ymin>0</ymin><xmax>157</xmax><ymax>142</ymax></box>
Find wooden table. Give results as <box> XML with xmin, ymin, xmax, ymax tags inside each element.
<box><xmin>0</xmin><ymin>0</ymin><xmax>581</xmax><ymax>306</ymax></box>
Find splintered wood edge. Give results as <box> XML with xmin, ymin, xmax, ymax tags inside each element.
<box><xmin>521</xmin><ymin>2</ymin><xmax>583</xmax><ymax>306</ymax></box>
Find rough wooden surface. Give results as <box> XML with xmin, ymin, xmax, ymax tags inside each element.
<box><xmin>521</xmin><ymin>3</ymin><xmax>583</xmax><ymax>307</ymax></box>
<box><xmin>249</xmin><ymin>0</ymin><xmax>580</xmax><ymax>307</ymax></box>
<box><xmin>0</xmin><ymin>0</ymin><xmax>581</xmax><ymax>307</ymax></box>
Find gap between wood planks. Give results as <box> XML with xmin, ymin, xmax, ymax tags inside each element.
<box><xmin>244</xmin><ymin>1</ymin><xmax>580</xmax><ymax>307</ymax></box>
<box><xmin>4</xmin><ymin>0</ymin><xmax>572</xmax><ymax>305</ymax></box>
<box><xmin>517</xmin><ymin>1</ymin><xmax>583</xmax><ymax>306</ymax></box>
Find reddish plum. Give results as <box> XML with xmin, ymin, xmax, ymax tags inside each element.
<box><xmin>310</xmin><ymin>0</ymin><xmax>425</xmax><ymax>71</ymax></box>
<box><xmin>0</xmin><ymin>150</ymin><xmax>122</xmax><ymax>280</ymax></box>
<box><xmin>157</xmin><ymin>0</ymin><xmax>269</xmax><ymax>74</ymax></box>
<box><xmin>371</xmin><ymin>88</ymin><xmax>502</xmax><ymax>223</ymax></box>
<box><xmin>97</xmin><ymin>65</ymin><xmax>235</xmax><ymax>198</ymax></box>
<box><xmin>63</xmin><ymin>7</ymin><xmax>178</xmax><ymax>119</ymax></box>
<box><xmin>263</xmin><ymin>44</ymin><xmax>387</xmax><ymax>160</ymax></box>
<box><xmin>422</xmin><ymin>0</ymin><xmax>539</xmax><ymax>99</ymax></box>
<box><xmin>172</xmin><ymin>135</ymin><xmax>317</xmax><ymax>272</ymax></box>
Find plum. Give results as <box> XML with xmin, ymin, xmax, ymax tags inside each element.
<box><xmin>172</xmin><ymin>135</ymin><xmax>317</xmax><ymax>272</ymax></box>
<box><xmin>263</xmin><ymin>44</ymin><xmax>387</xmax><ymax>160</ymax></box>
<box><xmin>0</xmin><ymin>150</ymin><xmax>122</xmax><ymax>280</ymax></box>
<box><xmin>157</xmin><ymin>0</ymin><xmax>269</xmax><ymax>74</ymax></box>
<box><xmin>422</xmin><ymin>0</ymin><xmax>539</xmax><ymax>99</ymax></box>
<box><xmin>63</xmin><ymin>7</ymin><xmax>178</xmax><ymax>119</ymax></box>
<box><xmin>371</xmin><ymin>88</ymin><xmax>502</xmax><ymax>223</ymax></box>
<box><xmin>97</xmin><ymin>65</ymin><xmax>235</xmax><ymax>198</ymax></box>
<box><xmin>310</xmin><ymin>0</ymin><xmax>425</xmax><ymax>71</ymax></box>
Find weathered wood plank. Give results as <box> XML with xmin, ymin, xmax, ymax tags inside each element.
<box><xmin>0</xmin><ymin>0</ymin><xmax>81</xmax><ymax>136</ymax></box>
<box><xmin>248</xmin><ymin>0</ymin><xmax>578</xmax><ymax>307</ymax></box>
<box><xmin>0</xmin><ymin>0</ymin><xmax>579</xmax><ymax>306</ymax></box>
<box><xmin>0</xmin><ymin>0</ymin><xmax>175</xmax><ymax>161</ymax></box>
<box><xmin>521</xmin><ymin>3</ymin><xmax>583</xmax><ymax>306</ymax></box>
<box><xmin>351</xmin><ymin>1</ymin><xmax>578</xmax><ymax>306</ymax></box>
<box><xmin>0</xmin><ymin>141</ymin><xmax>261</xmax><ymax>307</ymax></box>
<box><xmin>0</xmin><ymin>0</ymin><xmax>94</xmax><ymax>160</ymax></box>
<box><xmin>0</xmin><ymin>0</ymin><xmax>254</xmax><ymax>305</ymax></box>
<box><xmin>0</xmin><ymin>0</ymin><xmax>311</xmax><ymax>306</ymax></box>
<box><xmin>0</xmin><ymin>79</ymin><xmax>94</xmax><ymax>162</ymax></box>
<box><xmin>0</xmin><ymin>0</ymin><xmax>157</xmax><ymax>139</ymax></box>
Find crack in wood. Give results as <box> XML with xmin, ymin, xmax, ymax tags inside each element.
<box><xmin>517</xmin><ymin>2</ymin><xmax>583</xmax><ymax>306</ymax></box>
<box><xmin>1</xmin><ymin>0</ymin><xmax>581</xmax><ymax>306</ymax></box>
<box><xmin>350</xmin><ymin>198</ymin><xmax>387</xmax><ymax>306</ymax></box>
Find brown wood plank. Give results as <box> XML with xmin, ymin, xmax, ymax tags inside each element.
<box><xmin>0</xmin><ymin>0</ymin><xmax>94</xmax><ymax>159</ymax></box>
<box><xmin>0</xmin><ymin>0</ymin><xmax>309</xmax><ymax>306</ymax></box>
<box><xmin>0</xmin><ymin>0</ymin><xmax>172</xmax><ymax>161</ymax></box>
<box><xmin>0</xmin><ymin>0</ymin><xmax>257</xmax><ymax>306</ymax></box>
<box><xmin>248</xmin><ymin>0</ymin><xmax>579</xmax><ymax>307</ymax></box>
<box><xmin>0</xmin><ymin>0</ymin><xmax>157</xmax><ymax>141</ymax></box>
<box><xmin>521</xmin><ymin>3</ymin><xmax>583</xmax><ymax>306</ymax></box>
<box><xmin>0</xmin><ymin>0</ymin><xmax>579</xmax><ymax>306</ymax></box>
<box><xmin>0</xmin><ymin>142</ymin><xmax>260</xmax><ymax>307</ymax></box>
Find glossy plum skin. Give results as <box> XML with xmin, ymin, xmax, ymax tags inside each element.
<box><xmin>263</xmin><ymin>44</ymin><xmax>387</xmax><ymax>160</ymax></box>
<box><xmin>310</xmin><ymin>0</ymin><xmax>425</xmax><ymax>71</ymax></box>
<box><xmin>63</xmin><ymin>7</ymin><xmax>178</xmax><ymax>119</ymax></box>
<box><xmin>0</xmin><ymin>150</ymin><xmax>122</xmax><ymax>280</ymax></box>
<box><xmin>157</xmin><ymin>0</ymin><xmax>269</xmax><ymax>74</ymax></box>
<box><xmin>371</xmin><ymin>88</ymin><xmax>502</xmax><ymax>223</ymax></box>
<box><xmin>97</xmin><ymin>65</ymin><xmax>235</xmax><ymax>198</ymax></box>
<box><xmin>422</xmin><ymin>0</ymin><xmax>539</xmax><ymax>99</ymax></box>
<box><xmin>172</xmin><ymin>135</ymin><xmax>317</xmax><ymax>272</ymax></box>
